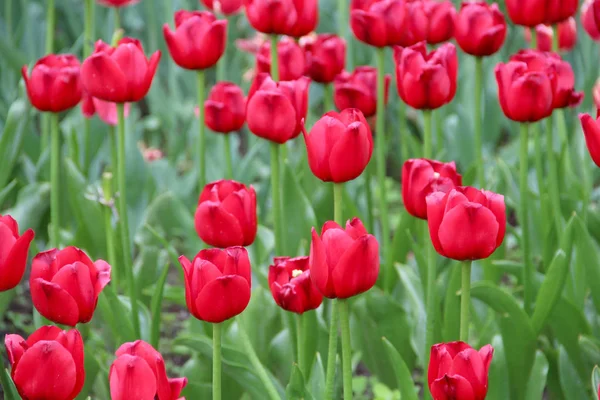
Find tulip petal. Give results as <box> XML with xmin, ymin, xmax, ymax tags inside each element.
<box><xmin>580</xmin><ymin>113</ymin><xmax>600</xmax><ymax>167</ymax></box>
<box><xmin>195</xmin><ymin>275</ymin><xmax>251</xmax><ymax>323</ymax></box>
<box><xmin>50</xmin><ymin>262</ymin><xmax>96</xmax><ymax>323</ymax></box>
<box><xmin>93</xmin><ymin>259</ymin><xmax>112</xmax><ymax>296</ymax></box>
<box><xmin>5</xmin><ymin>334</ymin><xmax>25</xmax><ymax>367</ymax></box>
<box><xmin>430</xmin><ymin>374</ymin><xmax>476</xmax><ymax>400</ymax></box>
<box><xmin>26</xmin><ymin>325</ymin><xmax>63</xmax><ymax>345</ymax></box>
<box><xmin>345</xmin><ymin>218</ymin><xmax>368</xmax><ymax>239</ymax></box>
<box><xmin>55</xmin><ymin>329</ymin><xmax>86</xmax><ymax>399</ymax></box>
<box><xmin>329</xmin><ymin>119</ymin><xmax>373</xmax><ymax>182</ymax></box>
<box><xmin>31</xmin><ymin>278</ymin><xmax>80</xmax><ymax>326</ymax></box>
<box><xmin>246</xmin><ymin>90</ymin><xmax>297</xmax><ymax>143</ymax></box>
<box><xmin>426</xmin><ymin>191</ymin><xmax>449</xmax><ymax>255</ymax></box>
<box><xmin>224</xmin><ymin>247</ymin><xmax>252</xmax><ymax>284</ymax></box>
<box><xmin>449</xmin><ymin>348</ymin><xmax>488</xmax><ymax>400</ymax></box>
<box><xmin>309</xmin><ymin>227</ymin><xmax>334</xmax><ymax>298</ymax></box>
<box><xmin>110</xmin><ymin>354</ymin><xmax>157</xmax><ymax>400</ymax></box>
<box><xmin>331</xmin><ymin>234</ymin><xmax>379</xmax><ymax>298</ymax></box>
<box><xmin>194</xmin><ymin>201</ymin><xmax>244</xmax><ymax>248</ymax></box>
<box><xmin>321</xmin><ymin>227</ymin><xmax>354</xmax><ymax>271</ymax></box>
<box><xmin>81</xmin><ymin>53</ymin><xmax>128</xmax><ymax>103</ymax></box>
<box><xmin>169</xmin><ymin>377</ymin><xmax>188</xmax><ymax>400</ymax></box>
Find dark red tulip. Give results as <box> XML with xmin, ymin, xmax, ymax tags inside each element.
<box><xmin>579</xmin><ymin>112</ymin><xmax>600</xmax><ymax>168</ymax></box>
<box><xmin>544</xmin><ymin>0</ymin><xmax>578</xmax><ymax>25</ymax></box>
<box><xmin>82</xmin><ymin>92</ymin><xmax>131</xmax><ymax>126</ymax></box>
<box><xmin>0</xmin><ymin>215</ymin><xmax>34</xmax><ymax>292</ymax></box>
<box><xmin>244</xmin><ymin>0</ymin><xmax>297</xmax><ymax>34</ymax></box>
<box><xmin>256</xmin><ymin>37</ymin><xmax>306</xmax><ymax>81</ymax></box>
<box><xmin>194</xmin><ymin>180</ymin><xmax>257</xmax><ymax>248</ymax></box>
<box><xmin>510</xmin><ymin>49</ymin><xmax>583</xmax><ymax>109</ymax></box>
<box><xmin>179</xmin><ymin>247</ymin><xmax>252</xmax><ymax>323</ymax></box>
<box><xmin>350</xmin><ymin>0</ymin><xmax>407</xmax><ymax>47</ymax></box>
<box><xmin>301</xmin><ymin>34</ymin><xmax>346</xmax><ymax>83</ymax></box>
<box><xmin>22</xmin><ymin>54</ymin><xmax>82</xmax><ymax>113</ymax></box>
<box><xmin>268</xmin><ymin>256</ymin><xmax>323</xmax><ymax>314</ymax></box>
<box><xmin>309</xmin><ymin>218</ymin><xmax>379</xmax><ymax>299</ymax></box>
<box><xmin>111</xmin><ymin>340</ymin><xmax>188</xmax><ymax>400</ymax></box>
<box><xmin>81</xmin><ymin>38</ymin><xmax>161</xmax><ymax>103</ymax></box>
<box><xmin>394</xmin><ymin>42</ymin><xmax>458</xmax><ymax>110</ymax></box>
<box><xmin>426</xmin><ymin>187</ymin><xmax>505</xmax><ymax>260</ymax></box>
<box><xmin>287</xmin><ymin>0</ymin><xmax>319</xmax><ymax>37</ymax></box>
<box><xmin>302</xmin><ymin>108</ymin><xmax>373</xmax><ymax>183</ymax></box>
<box><xmin>201</xmin><ymin>0</ymin><xmax>243</xmax><ymax>15</ymax></box>
<box><xmin>454</xmin><ymin>2</ymin><xmax>507</xmax><ymax>57</ymax></box>
<box><xmin>30</xmin><ymin>246</ymin><xmax>111</xmax><ymax>326</ymax></box>
<box><xmin>247</xmin><ymin>73</ymin><xmax>310</xmax><ymax>143</ymax></box>
<box><xmin>428</xmin><ymin>342</ymin><xmax>494</xmax><ymax>400</ymax></box>
<box><xmin>524</xmin><ymin>18</ymin><xmax>577</xmax><ymax>52</ymax></box>
<box><xmin>163</xmin><ymin>11</ymin><xmax>227</xmax><ymax>70</ymax></box>
<box><xmin>5</xmin><ymin>326</ymin><xmax>84</xmax><ymax>400</ymax></box>
<box><xmin>583</xmin><ymin>0</ymin><xmax>600</xmax><ymax>40</ymax></box>
<box><xmin>401</xmin><ymin>159</ymin><xmax>462</xmax><ymax>220</ymax></box>
<box><xmin>204</xmin><ymin>82</ymin><xmax>246</xmax><ymax>133</ymax></box>
<box><xmin>96</xmin><ymin>0</ymin><xmax>138</xmax><ymax>7</ymax></box>
<box><xmin>400</xmin><ymin>0</ymin><xmax>455</xmax><ymax>46</ymax></box>
<box><xmin>506</xmin><ymin>0</ymin><xmax>577</xmax><ymax>27</ymax></box>
<box><xmin>495</xmin><ymin>60</ymin><xmax>553</xmax><ymax>122</ymax></box>
<box><xmin>334</xmin><ymin>66</ymin><xmax>390</xmax><ymax>118</ymax></box>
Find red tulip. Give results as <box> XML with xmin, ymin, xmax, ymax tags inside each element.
<box><xmin>393</xmin><ymin>42</ymin><xmax>458</xmax><ymax>110</ymax></box>
<box><xmin>247</xmin><ymin>73</ymin><xmax>310</xmax><ymax>143</ymax></box>
<box><xmin>201</xmin><ymin>0</ymin><xmax>243</xmax><ymax>15</ymax></box>
<box><xmin>0</xmin><ymin>215</ymin><xmax>34</xmax><ymax>292</ymax></box>
<box><xmin>400</xmin><ymin>0</ymin><xmax>455</xmax><ymax>46</ymax></box>
<box><xmin>302</xmin><ymin>108</ymin><xmax>373</xmax><ymax>182</ymax></box>
<box><xmin>22</xmin><ymin>54</ymin><xmax>82</xmax><ymax>113</ymax></box>
<box><xmin>401</xmin><ymin>159</ymin><xmax>462</xmax><ymax>220</ymax></box>
<box><xmin>5</xmin><ymin>326</ymin><xmax>85</xmax><ymax>400</ymax></box>
<box><xmin>579</xmin><ymin>111</ymin><xmax>600</xmax><ymax>168</ymax></box>
<box><xmin>195</xmin><ymin>179</ymin><xmax>257</xmax><ymax>247</ymax></box>
<box><xmin>302</xmin><ymin>34</ymin><xmax>346</xmax><ymax>83</ymax></box>
<box><xmin>30</xmin><ymin>246</ymin><xmax>111</xmax><ymax>326</ymax></box>
<box><xmin>583</xmin><ymin>0</ymin><xmax>600</xmax><ymax>40</ymax></box>
<box><xmin>82</xmin><ymin>92</ymin><xmax>131</xmax><ymax>126</ymax></box>
<box><xmin>268</xmin><ymin>256</ymin><xmax>323</xmax><ymax>314</ymax></box>
<box><xmin>594</xmin><ymin>79</ymin><xmax>600</xmax><ymax>109</ymax></box>
<box><xmin>333</xmin><ymin>66</ymin><xmax>391</xmax><ymax>118</ymax></box>
<box><xmin>524</xmin><ymin>18</ymin><xmax>577</xmax><ymax>52</ymax></box>
<box><xmin>545</xmin><ymin>0</ymin><xmax>578</xmax><ymax>25</ymax></box>
<box><xmin>287</xmin><ymin>0</ymin><xmax>319</xmax><ymax>37</ymax></box>
<box><xmin>428</xmin><ymin>342</ymin><xmax>493</xmax><ymax>400</ymax></box>
<box><xmin>454</xmin><ymin>2</ymin><xmax>507</xmax><ymax>57</ymax></box>
<box><xmin>495</xmin><ymin>60</ymin><xmax>553</xmax><ymax>122</ymax></box>
<box><xmin>111</xmin><ymin>340</ymin><xmax>188</xmax><ymax>400</ymax></box>
<box><xmin>309</xmin><ymin>218</ymin><xmax>379</xmax><ymax>299</ymax></box>
<box><xmin>81</xmin><ymin>38</ymin><xmax>161</xmax><ymax>103</ymax></box>
<box><xmin>510</xmin><ymin>49</ymin><xmax>583</xmax><ymax>109</ymax></box>
<box><xmin>350</xmin><ymin>0</ymin><xmax>407</xmax><ymax>47</ymax></box>
<box><xmin>256</xmin><ymin>37</ymin><xmax>306</xmax><ymax>81</ymax></box>
<box><xmin>244</xmin><ymin>0</ymin><xmax>297</xmax><ymax>34</ymax></box>
<box><xmin>179</xmin><ymin>247</ymin><xmax>252</xmax><ymax>323</ymax></box>
<box><xmin>426</xmin><ymin>186</ymin><xmax>505</xmax><ymax>260</ymax></box>
<box><xmin>97</xmin><ymin>0</ymin><xmax>138</xmax><ymax>7</ymax></box>
<box><xmin>204</xmin><ymin>82</ymin><xmax>246</xmax><ymax>133</ymax></box>
<box><xmin>506</xmin><ymin>0</ymin><xmax>577</xmax><ymax>27</ymax></box>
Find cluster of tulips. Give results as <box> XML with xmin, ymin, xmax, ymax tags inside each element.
<box><xmin>5</xmin><ymin>0</ymin><xmax>600</xmax><ymax>398</ymax></box>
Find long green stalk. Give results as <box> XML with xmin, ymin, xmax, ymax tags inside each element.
<box><xmin>50</xmin><ymin>113</ymin><xmax>60</xmax><ymax>248</ymax></box>
<box><xmin>474</xmin><ymin>57</ymin><xmax>484</xmax><ymax>186</ymax></box>
<box><xmin>217</xmin><ymin>14</ymin><xmax>228</xmax><ymax>82</ymax></box>
<box><xmin>197</xmin><ymin>70</ymin><xmax>206</xmax><ymax>190</ymax></box>
<box><xmin>460</xmin><ymin>261</ymin><xmax>472</xmax><ymax>342</ymax></box>
<box><xmin>338</xmin><ymin>299</ymin><xmax>352</xmax><ymax>400</ymax></box>
<box><xmin>520</xmin><ymin>123</ymin><xmax>533</xmax><ymax>315</ymax></box>
<box><xmin>102</xmin><ymin>172</ymin><xmax>119</xmax><ymax>288</ymax></box>
<box><xmin>323</xmin><ymin>83</ymin><xmax>332</xmax><ymax>114</ymax></box>
<box><xmin>296</xmin><ymin>313</ymin><xmax>305</xmax><ymax>376</ymax></box>
<box><xmin>546</xmin><ymin>117</ymin><xmax>563</xmax><ymax>234</ymax></box>
<box><xmin>399</xmin><ymin>99</ymin><xmax>408</xmax><ymax>165</ymax></box>
<box><xmin>270</xmin><ymin>143</ymin><xmax>283</xmax><ymax>255</ymax></box>
<box><xmin>213</xmin><ymin>323</ymin><xmax>222</xmax><ymax>400</ymax></box>
<box><xmin>224</xmin><ymin>134</ymin><xmax>233</xmax><ymax>179</ymax></box>
<box><xmin>41</xmin><ymin>0</ymin><xmax>56</xmax><ymax>168</ymax></box>
<box><xmin>270</xmin><ymin>35</ymin><xmax>279</xmax><ymax>82</ymax></box>
<box><xmin>83</xmin><ymin>0</ymin><xmax>94</xmax><ymax>175</ymax></box>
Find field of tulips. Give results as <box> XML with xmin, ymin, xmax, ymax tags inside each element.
<box><xmin>4</xmin><ymin>0</ymin><xmax>600</xmax><ymax>399</ymax></box>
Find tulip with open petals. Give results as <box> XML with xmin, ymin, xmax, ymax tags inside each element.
<box><xmin>0</xmin><ymin>215</ymin><xmax>34</xmax><ymax>292</ymax></box>
<box><xmin>350</xmin><ymin>0</ymin><xmax>407</xmax><ymax>47</ymax></box>
<box><xmin>334</xmin><ymin>66</ymin><xmax>390</xmax><ymax>117</ymax></box>
<box><xmin>454</xmin><ymin>2</ymin><xmax>507</xmax><ymax>57</ymax></box>
<box><xmin>256</xmin><ymin>37</ymin><xmax>306</xmax><ymax>81</ymax></box>
<box><xmin>269</xmin><ymin>256</ymin><xmax>323</xmax><ymax>314</ymax></box>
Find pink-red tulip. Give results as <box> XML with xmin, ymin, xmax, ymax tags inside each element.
<box><xmin>287</xmin><ymin>0</ymin><xmax>319</xmax><ymax>37</ymax></box>
<box><xmin>506</xmin><ymin>0</ymin><xmax>577</xmax><ymax>27</ymax></box>
<box><xmin>594</xmin><ymin>79</ymin><xmax>600</xmax><ymax>109</ymax></box>
<box><xmin>256</xmin><ymin>37</ymin><xmax>306</xmax><ymax>81</ymax></box>
<box><xmin>454</xmin><ymin>2</ymin><xmax>507</xmax><ymax>57</ymax></box>
<box><xmin>583</xmin><ymin>0</ymin><xmax>600</xmax><ymax>40</ymax></box>
<box><xmin>524</xmin><ymin>18</ymin><xmax>577</xmax><ymax>52</ymax></box>
<box><xmin>301</xmin><ymin>34</ymin><xmax>346</xmax><ymax>83</ymax></box>
<box><xmin>268</xmin><ymin>256</ymin><xmax>323</xmax><ymax>314</ymax></box>
<box><xmin>0</xmin><ymin>215</ymin><xmax>34</xmax><ymax>292</ymax></box>
<box><xmin>81</xmin><ymin>93</ymin><xmax>131</xmax><ymax>126</ymax></box>
<box><xmin>201</xmin><ymin>0</ymin><xmax>243</xmax><ymax>15</ymax></box>
<box><xmin>97</xmin><ymin>0</ymin><xmax>138</xmax><ymax>6</ymax></box>
<box><xmin>350</xmin><ymin>0</ymin><xmax>407</xmax><ymax>47</ymax></box>
<box><xmin>399</xmin><ymin>0</ymin><xmax>456</xmax><ymax>46</ymax></box>
<box><xmin>244</xmin><ymin>0</ymin><xmax>297</xmax><ymax>34</ymax></box>
<box><xmin>334</xmin><ymin>66</ymin><xmax>390</xmax><ymax>118</ymax></box>
<box><xmin>579</xmin><ymin>111</ymin><xmax>600</xmax><ymax>168</ymax></box>
<box><xmin>205</xmin><ymin>82</ymin><xmax>246</xmax><ymax>133</ymax></box>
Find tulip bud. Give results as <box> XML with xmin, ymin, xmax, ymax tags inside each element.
<box><xmin>0</xmin><ymin>215</ymin><xmax>34</xmax><ymax>292</ymax></box>
<box><xmin>22</xmin><ymin>54</ymin><xmax>82</xmax><ymax>113</ymax></box>
<box><xmin>309</xmin><ymin>218</ymin><xmax>379</xmax><ymax>299</ymax></box>
<box><xmin>195</xmin><ymin>179</ymin><xmax>257</xmax><ymax>248</ymax></box>
<box><xmin>524</xmin><ymin>18</ymin><xmax>577</xmax><ymax>52</ymax></box>
<box><xmin>428</xmin><ymin>341</ymin><xmax>494</xmax><ymax>400</ymax></box>
<box><xmin>268</xmin><ymin>256</ymin><xmax>323</xmax><ymax>314</ymax></box>
<box><xmin>163</xmin><ymin>11</ymin><xmax>227</xmax><ymax>71</ymax></box>
<box><xmin>394</xmin><ymin>42</ymin><xmax>458</xmax><ymax>110</ymax></box>
<box><xmin>302</xmin><ymin>34</ymin><xmax>346</xmax><ymax>83</ymax></box>
<box><xmin>204</xmin><ymin>82</ymin><xmax>246</xmax><ymax>133</ymax></box>
<box><xmin>454</xmin><ymin>2</ymin><xmax>507</xmax><ymax>57</ymax></box>
<box><xmin>179</xmin><ymin>247</ymin><xmax>252</xmax><ymax>323</ymax></box>
<box><xmin>401</xmin><ymin>159</ymin><xmax>462</xmax><ymax>220</ymax></box>
<box><xmin>256</xmin><ymin>37</ymin><xmax>306</xmax><ymax>81</ymax></box>
<box><xmin>244</xmin><ymin>0</ymin><xmax>297</xmax><ymax>34</ymax></box>
<box><xmin>81</xmin><ymin>38</ymin><xmax>161</xmax><ymax>103</ymax></box>
<box><xmin>426</xmin><ymin>187</ymin><xmax>506</xmax><ymax>260</ymax></box>
<box><xmin>287</xmin><ymin>0</ymin><xmax>319</xmax><ymax>37</ymax></box>
<box><xmin>110</xmin><ymin>340</ymin><xmax>188</xmax><ymax>400</ymax></box>
<box><xmin>30</xmin><ymin>247</ymin><xmax>111</xmax><ymax>326</ymax></box>
<box><xmin>334</xmin><ymin>66</ymin><xmax>390</xmax><ymax>118</ymax></box>
<box><xmin>350</xmin><ymin>0</ymin><xmax>407</xmax><ymax>47</ymax></box>
<box><xmin>583</xmin><ymin>0</ymin><xmax>600</xmax><ymax>41</ymax></box>
<box><xmin>579</xmin><ymin>112</ymin><xmax>600</xmax><ymax>168</ymax></box>
<box><xmin>201</xmin><ymin>0</ymin><xmax>243</xmax><ymax>15</ymax></box>
<box><xmin>5</xmin><ymin>326</ymin><xmax>85</xmax><ymax>400</ymax></box>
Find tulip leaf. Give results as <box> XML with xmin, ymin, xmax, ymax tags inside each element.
<box><xmin>4</xmin><ymin>182</ymin><xmax>50</xmax><ymax>234</ymax></box>
<box><xmin>0</xmin><ymin>99</ymin><xmax>29</xmax><ymax>190</ymax></box>
<box><xmin>97</xmin><ymin>284</ymin><xmax>136</xmax><ymax>344</ymax></box>
<box><xmin>573</xmin><ymin>216</ymin><xmax>600</xmax><ymax>314</ymax></box>
<box><xmin>580</xmin><ymin>336</ymin><xmax>600</xmax><ymax>367</ymax></box>
<box><xmin>0</xmin><ymin>180</ymin><xmax>17</xmax><ymax>206</ymax></box>
<box><xmin>395</xmin><ymin>264</ymin><xmax>426</xmax><ymax>366</ymax></box>
<box><xmin>591</xmin><ymin>366</ymin><xmax>600</xmax><ymax>397</ymax></box>
<box><xmin>530</xmin><ymin>249</ymin><xmax>567</xmax><ymax>335</ymax></box>
<box><xmin>558</xmin><ymin>345</ymin><xmax>589</xmax><ymax>400</ymax></box>
<box><xmin>286</xmin><ymin>364</ymin><xmax>314</xmax><ymax>400</ymax></box>
<box><xmin>487</xmin><ymin>335</ymin><xmax>510</xmax><ymax>400</ymax></box>
<box><xmin>525</xmin><ymin>351</ymin><xmax>549</xmax><ymax>400</ymax></box>
<box><xmin>381</xmin><ymin>337</ymin><xmax>418</xmax><ymax>400</ymax></box>
<box><xmin>0</xmin><ymin>368</ymin><xmax>20</xmax><ymax>400</ymax></box>
<box><xmin>149</xmin><ymin>261</ymin><xmax>171</xmax><ymax>349</ymax></box>
<box><xmin>308</xmin><ymin>353</ymin><xmax>325</xmax><ymax>398</ymax></box>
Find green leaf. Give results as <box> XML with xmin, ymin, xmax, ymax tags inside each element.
<box><xmin>96</xmin><ymin>284</ymin><xmax>136</xmax><ymax>344</ymax></box>
<box><xmin>381</xmin><ymin>338</ymin><xmax>418</xmax><ymax>400</ymax></box>
<box><xmin>5</xmin><ymin>183</ymin><xmax>50</xmax><ymax>233</ymax></box>
<box><xmin>286</xmin><ymin>364</ymin><xmax>314</xmax><ymax>400</ymax></box>
<box><xmin>0</xmin><ymin>368</ymin><xmax>20</xmax><ymax>400</ymax></box>
<box><xmin>175</xmin><ymin>335</ymin><xmax>256</xmax><ymax>373</ymax></box>
<box><xmin>308</xmin><ymin>353</ymin><xmax>325</xmax><ymax>399</ymax></box>
<box><xmin>487</xmin><ymin>335</ymin><xmax>510</xmax><ymax>400</ymax></box>
<box><xmin>395</xmin><ymin>264</ymin><xmax>426</xmax><ymax>366</ymax></box>
<box><xmin>0</xmin><ymin>100</ymin><xmax>29</xmax><ymax>189</ymax></box>
<box><xmin>591</xmin><ymin>366</ymin><xmax>600</xmax><ymax>397</ymax></box>
<box><xmin>530</xmin><ymin>250</ymin><xmax>567</xmax><ymax>334</ymax></box>
<box><xmin>574</xmin><ymin>216</ymin><xmax>600</xmax><ymax>313</ymax></box>
<box><xmin>525</xmin><ymin>351</ymin><xmax>549</xmax><ymax>400</ymax></box>
<box><xmin>76</xmin><ymin>345</ymin><xmax>100</xmax><ymax>400</ymax></box>
<box><xmin>558</xmin><ymin>345</ymin><xmax>589</xmax><ymax>400</ymax></box>
<box><xmin>0</xmin><ymin>180</ymin><xmax>17</xmax><ymax>206</ymax></box>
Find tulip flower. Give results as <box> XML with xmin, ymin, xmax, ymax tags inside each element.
<box><xmin>247</xmin><ymin>73</ymin><xmax>310</xmax><ymax>143</ymax></box>
<box><xmin>506</xmin><ymin>0</ymin><xmax>577</xmax><ymax>27</ymax></box>
<box><xmin>454</xmin><ymin>2</ymin><xmax>507</xmax><ymax>57</ymax></box>
<box><xmin>5</xmin><ymin>326</ymin><xmax>85</xmax><ymax>400</ymax></box>
<box><xmin>350</xmin><ymin>0</ymin><xmax>407</xmax><ymax>47</ymax></box>
<box><xmin>287</xmin><ymin>0</ymin><xmax>319</xmax><ymax>37</ymax></box>
<box><xmin>256</xmin><ymin>37</ymin><xmax>306</xmax><ymax>81</ymax></box>
<box><xmin>97</xmin><ymin>0</ymin><xmax>138</xmax><ymax>7</ymax></box>
<box><xmin>401</xmin><ymin>159</ymin><xmax>462</xmax><ymax>220</ymax></box>
<box><xmin>110</xmin><ymin>340</ymin><xmax>188</xmax><ymax>400</ymax></box>
<box><xmin>594</xmin><ymin>79</ymin><xmax>600</xmax><ymax>110</ymax></box>
<box><xmin>204</xmin><ymin>82</ymin><xmax>246</xmax><ymax>133</ymax></box>
<box><xmin>163</xmin><ymin>11</ymin><xmax>227</xmax><ymax>71</ymax></box>
<box><xmin>301</xmin><ymin>34</ymin><xmax>346</xmax><ymax>84</ymax></box>
<box><xmin>399</xmin><ymin>0</ymin><xmax>456</xmax><ymax>46</ymax></box>
<box><xmin>195</xmin><ymin>180</ymin><xmax>257</xmax><ymax>248</ymax></box>
<box><xmin>201</xmin><ymin>0</ymin><xmax>243</xmax><ymax>15</ymax></box>
<box><xmin>268</xmin><ymin>256</ymin><xmax>323</xmax><ymax>314</ymax></box>
<box><xmin>179</xmin><ymin>247</ymin><xmax>251</xmax><ymax>323</ymax></box>
<box><xmin>583</xmin><ymin>0</ymin><xmax>600</xmax><ymax>40</ymax></box>
<box><xmin>524</xmin><ymin>18</ymin><xmax>577</xmax><ymax>52</ymax></box>
<box><xmin>302</xmin><ymin>109</ymin><xmax>373</xmax><ymax>183</ymax></box>
<box><xmin>0</xmin><ymin>215</ymin><xmax>35</xmax><ymax>292</ymax></box>
<box><xmin>244</xmin><ymin>0</ymin><xmax>297</xmax><ymax>34</ymax></box>
<box><xmin>82</xmin><ymin>93</ymin><xmax>131</xmax><ymax>126</ymax></box>
<box><xmin>428</xmin><ymin>342</ymin><xmax>494</xmax><ymax>400</ymax></box>
<box><xmin>30</xmin><ymin>246</ymin><xmax>112</xmax><ymax>326</ymax></box>
<box><xmin>579</xmin><ymin>111</ymin><xmax>600</xmax><ymax>168</ymax></box>
<box><xmin>334</xmin><ymin>66</ymin><xmax>390</xmax><ymax>117</ymax></box>
<box><xmin>426</xmin><ymin>187</ymin><xmax>505</xmax><ymax>261</ymax></box>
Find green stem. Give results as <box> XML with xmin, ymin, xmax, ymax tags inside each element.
<box><xmin>109</xmin><ymin>127</ymin><xmax>118</xmax><ymax>185</ymax></box>
<box><xmin>533</xmin><ymin>123</ymin><xmax>545</xmax><ymax>206</ymax></box>
<box><xmin>324</xmin><ymin>83</ymin><xmax>332</xmax><ymax>113</ymax></box>
<box><xmin>520</xmin><ymin>123</ymin><xmax>533</xmax><ymax>315</ymax></box>
<box><xmin>375</xmin><ymin>47</ymin><xmax>391</xmax><ymax>292</ymax></box>
<box><xmin>102</xmin><ymin>172</ymin><xmax>119</xmax><ymax>288</ymax></box>
<box><xmin>83</xmin><ymin>0</ymin><xmax>94</xmax><ymax>176</ymax></box>
<box><xmin>224</xmin><ymin>134</ymin><xmax>233</xmax><ymax>179</ymax></box>
<box><xmin>399</xmin><ymin>99</ymin><xmax>408</xmax><ymax>165</ymax></box>
<box><xmin>296</xmin><ymin>313</ymin><xmax>305</xmax><ymax>376</ymax></box>
<box><xmin>270</xmin><ymin>35</ymin><xmax>279</xmax><ymax>82</ymax></box>
<box><xmin>50</xmin><ymin>113</ymin><xmax>60</xmax><ymax>248</ymax></box>
<box><xmin>270</xmin><ymin>143</ymin><xmax>283</xmax><ymax>255</ymax></box>
<box><xmin>5</xmin><ymin>0</ymin><xmax>12</xmax><ymax>42</ymax></box>
<box><xmin>117</xmin><ymin>103</ymin><xmax>140</xmax><ymax>336</ymax></box>
<box><xmin>213</xmin><ymin>323</ymin><xmax>222</xmax><ymax>400</ymax></box>
<box><xmin>546</xmin><ymin>117</ymin><xmax>563</xmax><ymax>234</ymax></box>
<box><xmin>216</xmin><ymin>14</ymin><xmax>228</xmax><ymax>81</ymax></box>
<box><xmin>552</xmin><ymin>24</ymin><xmax>559</xmax><ymax>52</ymax></box>
<box><xmin>338</xmin><ymin>299</ymin><xmax>352</xmax><ymax>400</ymax></box>
<box><xmin>45</xmin><ymin>0</ymin><xmax>55</xmax><ymax>53</ymax></box>
<box><xmin>530</xmin><ymin>28</ymin><xmax>537</xmax><ymax>50</ymax></box>
<box><xmin>324</xmin><ymin>301</ymin><xmax>339</xmax><ymax>400</ymax></box>
<box><xmin>460</xmin><ymin>261</ymin><xmax>472</xmax><ymax>342</ymax></box>
<box><xmin>113</xmin><ymin>7</ymin><xmax>120</xmax><ymax>32</ymax></box>
<box><xmin>423</xmin><ymin>110</ymin><xmax>433</xmax><ymax>158</ymax></box>
<box><xmin>424</xmin><ymin>221</ymin><xmax>436</xmax><ymax>400</ymax></box>
<box><xmin>364</xmin><ymin>164</ymin><xmax>374</xmax><ymax>233</ymax></box>
<box><xmin>474</xmin><ymin>57</ymin><xmax>484</xmax><ymax>186</ymax></box>
<box><xmin>334</xmin><ymin>183</ymin><xmax>344</xmax><ymax>225</ymax></box>
<box><xmin>197</xmin><ymin>70</ymin><xmax>206</xmax><ymax>190</ymax></box>
<box><xmin>555</xmin><ymin>109</ymin><xmax>573</xmax><ymax>179</ymax></box>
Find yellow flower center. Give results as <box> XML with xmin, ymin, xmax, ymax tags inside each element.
<box><xmin>292</xmin><ymin>269</ymin><xmax>303</xmax><ymax>278</ymax></box>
